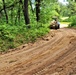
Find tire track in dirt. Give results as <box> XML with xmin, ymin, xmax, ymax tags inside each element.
<box><xmin>0</xmin><ymin>31</ymin><xmax>63</xmax><ymax>75</ymax></box>
<box><xmin>37</xmin><ymin>40</ymin><xmax>76</xmax><ymax>75</ymax></box>
<box><xmin>23</xmin><ymin>37</ymin><xmax>76</xmax><ymax>75</ymax></box>
<box><xmin>0</xmin><ymin>28</ymin><xmax>76</xmax><ymax>75</ymax></box>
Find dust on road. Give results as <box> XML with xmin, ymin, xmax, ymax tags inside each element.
<box><xmin>0</xmin><ymin>27</ymin><xmax>76</xmax><ymax>75</ymax></box>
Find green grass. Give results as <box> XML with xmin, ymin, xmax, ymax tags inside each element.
<box><xmin>60</xmin><ymin>22</ymin><xmax>71</xmax><ymax>25</ymax></box>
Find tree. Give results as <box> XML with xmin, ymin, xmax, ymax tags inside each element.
<box><xmin>67</xmin><ymin>1</ymin><xmax>76</xmax><ymax>17</ymax></box>
<box><xmin>29</xmin><ymin>0</ymin><xmax>34</xmax><ymax>13</ymax></box>
<box><xmin>2</xmin><ymin>0</ymin><xmax>8</xmax><ymax>23</ymax></box>
<box><xmin>35</xmin><ymin>0</ymin><xmax>40</xmax><ymax>22</ymax></box>
<box><xmin>23</xmin><ymin>0</ymin><xmax>30</xmax><ymax>25</ymax></box>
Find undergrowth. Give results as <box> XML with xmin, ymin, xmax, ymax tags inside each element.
<box><xmin>0</xmin><ymin>23</ymin><xmax>50</xmax><ymax>52</ymax></box>
<box><xmin>61</xmin><ymin>16</ymin><xmax>76</xmax><ymax>28</ymax></box>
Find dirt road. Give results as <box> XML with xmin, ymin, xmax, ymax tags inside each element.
<box><xmin>0</xmin><ymin>27</ymin><xmax>76</xmax><ymax>75</ymax></box>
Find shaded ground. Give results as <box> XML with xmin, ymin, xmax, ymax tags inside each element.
<box><xmin>0</xmin><ymin>25</ymin><xmax>76</xmax><ymax>75</ymax></box>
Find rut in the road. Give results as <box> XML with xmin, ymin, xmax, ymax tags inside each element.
<box><xmin>0</xmin><ymin>28</ymin><xmax>76</xmax><ymax>75</ymax></box>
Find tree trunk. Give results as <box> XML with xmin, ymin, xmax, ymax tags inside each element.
<box><xmin>29</xmin><ymin>0</ymin><xmax>34</xmax><ymax>13</ymax></box>
<box><xmin>23</xmin><ymin>0</ymin><xmax>30</xmax><ymax>25</ymax></box>
<box><xmin>11</xmin><ymin>8</ymin><xmax>14</xmax><ymax>24</ymax></box>
<box><xmin>2</xmin><ymin>0</ymin><xmax>8</xmax><ymax>23</ymax></box>
<box><xmin>35</xmin><ymin>0</ymin><xmax>40</xmax><ymax>22</ymax></box>
<box><xmin>18</xmin><ymin>2</ymin><xmax>21</xmax><ymax>24</ymax></box>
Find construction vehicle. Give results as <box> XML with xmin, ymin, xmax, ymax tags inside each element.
<box><xmin>49</xmin><ymin>17</ymin><xmax>60</xmax><ymax>29</ymax></box>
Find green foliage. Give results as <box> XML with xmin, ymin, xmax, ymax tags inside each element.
<box><xmin>67</xmin><ymin>2</ymin><xmax>76</xmax><ymax>16</ymax></box>
<box><xmin>40</xmin><ymin>1</ymin><xmax>60</xmax><ymax>23</ymax></box>
<box><xmin>59</xmin><ymin>5</ymin><xmax>69</xmax><ymax>17</ymax></box>
<box><xmin>60</xmin><ymin>1</ymin><xmax>76</xmax><ymax>17</ymax></box>
<box><xmin>0</xmin><ymin>22</ymin><xmax>49</xmax><ymax>52</ymax></box>
<box><xmin>68</xmin><ymin>16</ymin><xmax>76</xmax><ymax>27</ymax></box>
<box><xmin>0</xmin><ymin>0</ymin><xmax>51</xmax><ymax>52</ymax></box>
<box><xmin>62</xmin><ymin>16</ymin><xmax>76</xmax><ymax>27</ymax></box>
<box><xmin>3</xmin><ymin>0</ymin><xmax>76</xmax><ymax>54</ymax></box>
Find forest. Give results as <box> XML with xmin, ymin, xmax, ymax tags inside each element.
<box><xmin>0</xmin><ymin>0</ymin><xmax>76</xmax><ymax>52</ymax></box>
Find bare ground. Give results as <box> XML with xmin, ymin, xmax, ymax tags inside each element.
<box><xmin>0</xmin><ymin>27</ymin><xmax>76</xmax><ymax>75</ymax></box>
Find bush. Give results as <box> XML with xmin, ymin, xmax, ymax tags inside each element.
<box><xmin>0</xmin><ymin>23</ymin><xmax>50</xmax><ymax>52</ymax></box>
<box><xmin>70</xmin><ymin>16</ymin><xmax>76</xmax><ymax>27</ymax></box>
<box><xmin>61</xmin><ymin>16</ymin><xmax>76</xmax><ymax>27</ymax></box>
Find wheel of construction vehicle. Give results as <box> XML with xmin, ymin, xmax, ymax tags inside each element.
<box><xmin>55</xmin><ymin>25</ymin><xmax>58</xmax><ymax>29</ymax></box>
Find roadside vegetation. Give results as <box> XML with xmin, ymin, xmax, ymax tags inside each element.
<box><xmin>68</xmin><ymin>16</ymin><xmax>76</xmax><ymax>28</ymax></box>
<box><xmin>60</xmin><ymin>1</ymin><xmax>76</xmax><ymax>28</ymax></box>
<box><xmin>0</xmin><ymin>0</ymin><xmax>76</xmax><ymax>52</ymax></box>
<box><xmin>61</xmin><ymin>16</ymin><xmax>76</xmax><ymax>28</ymax></box>
<box><xmin>0</xmin><ymin>23</ymin><xmax>50</xmax><ymax>52</ymax></box>
<box><xmin>0</xmin><ymin>0</ymin><xmax>57</xmax><ymax>52</ymax></box>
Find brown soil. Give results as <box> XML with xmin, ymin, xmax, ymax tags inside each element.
<box><xmin>0</xmin><ymin>28</ymin><xmax>76</xmax><ymax>75</ymax></box>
